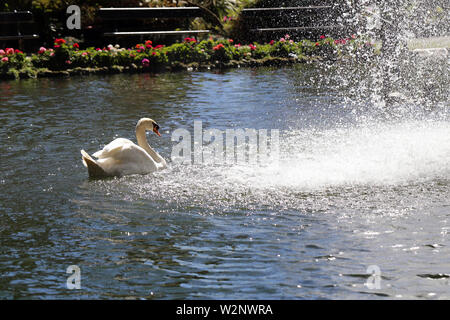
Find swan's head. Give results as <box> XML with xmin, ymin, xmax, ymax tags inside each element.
<box><xmin>137</xmin><ymin>118</ymin><xmax>161</xmax><ymax>137</ymax></box>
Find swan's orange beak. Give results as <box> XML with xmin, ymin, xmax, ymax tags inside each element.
<box><xmin>153</xmin><ymin>127</ymin><xmax>161</xmax><ymax>137</ymax></box>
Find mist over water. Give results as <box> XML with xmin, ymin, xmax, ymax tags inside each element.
<box><xmin>95</xmin><ymin>56</ymin><xmax>449</xmax><ymax>218</ymax></box>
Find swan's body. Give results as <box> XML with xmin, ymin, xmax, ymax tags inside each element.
<box><xmin>81</xmin><ymin>118</ymin><xmax>166</xmax><ymax>178</ymax></box>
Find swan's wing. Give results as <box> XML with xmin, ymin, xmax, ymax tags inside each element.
<box><xmin>95</xmin><ymin>140</ymin><xmax>159</xmax><ymax>176</ymax></box>
<box><xmin>93</xmin><ymin>138</ymin><xmax>134</xmax><ymax>159</ymax></box>
<box><xmin>80</xmin><ymin>149</ymin><xmax>110</xmax><ymax>178</ymax></box>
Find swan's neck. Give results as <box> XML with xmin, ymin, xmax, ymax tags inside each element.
<box><xmin>136</xmin><ymin>126</ymin><xmax>166</xmax><ymax>165</ymax></box>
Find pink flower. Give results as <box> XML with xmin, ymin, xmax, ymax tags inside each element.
<box><xmin>65</xmin><ymin>60</ymin><xmax>71</xmax><ymax>64</ymax></box>
<box><xmin>38</xmin><ymin>47</ymin><xmax>46</xmax><ymax>54</ymax></box>
<box><xmin>234</xmin><ymin>43</ymin><xmax>241</xmax><ymax>48</ymax></box>
<box><xmin>228</xmin><ymin>39</ymin><xmax>233</xmax><ymax>43</ymax></box>
<box><xmin>0</xmin><ymin>49</ymin><xmax>5</xmax><ymax>55</ymax></box>
<box><xmin>95</xmin><ymin>48</ymin><xmax>101</xmax><ymax>51</ymax></box>
<box><xmin>5</xmin><ymin>48</ymin><xmax>14</xmax><ymax>55</ymax></box>
<box><xmin>1</xmin><ymin>57</ymin><xmax>8</xmax><ymax>62</ymax></box>
<box><xmin>223</xmin><ymin>16</ymin><xmax>228</xmax><ymax>22</ymax></box>
<box><xmin>289</xmin><ymin>40</ymin><xmax>294</xmax><ymax>44</ymax></box>
<box><xmin>82</xmin><ymin>52</ymin><xmax>88</xmax><ymax>56</ymax></box>
<box><xmin>285</xmin><ymin>34</ymin><xmax>290</xmax><ymax>40</ymax></box>
<box><xmin>54</xmin><ymin>45</ymin><xmax>60</xmax><ymax>49</ymax></box>
<box><xmin>335</xmin><ymin>39</ymin><xmax>347</xmax><ymax>45</ymax></box>
<box><xmin>320</xmin><ymin>35</ymin><xmax>326</xmax><ymax>39</ymax></box>
<box><xmin>280</xmin><ymin>38</ymin><xmax>286</xmax><ymax>43</ymax></box>
<box><xmin>152</xmin><ymin>51</ymin><xmax>157</xmax><ymax>56</ymax></box>
<box><xmin>142</xmin><ymin>58</ymin><xmax>150</xmax><ymax>67</ymax></box>
<box><xmin>50</xmin><ymin>52</ymin><xmax>55</xmax><ymax>57</ymax></box>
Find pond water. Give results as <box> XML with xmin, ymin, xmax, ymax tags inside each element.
<box><xmin>0</xmin><ymin>60</ymin><xmax>449</xmax><ymax>299</ymax></box>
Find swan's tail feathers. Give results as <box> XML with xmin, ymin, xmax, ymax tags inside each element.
<box><xmin>80</xmin><ymin>149</ymin><xmax>108</xmax><ymax>178</ymax></box>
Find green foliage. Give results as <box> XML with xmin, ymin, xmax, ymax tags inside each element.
<box><xmin>1</xmin><ymin>35</ymin><xmax>376</xmax><ymax>79</ymax></box>
<box><xmin>165</xmin><ymin>42</ymin><xmax>208</xmax><ymax>64</ymax></box>
<box><xmin>269</xmin><ymin>41</ymin><xmax>296</xmax><ymax>58</ymax></box>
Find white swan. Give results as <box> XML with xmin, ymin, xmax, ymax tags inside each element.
<box><xmin>80</xmin><ymin>118</ymin><xmax>167</xmax><ymax>178</ymax></box>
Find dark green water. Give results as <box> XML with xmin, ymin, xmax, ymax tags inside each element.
<box><xmin>0</xmin><ymin>63</ymin><xmax>449</xmax><ymax>299</ymax></box>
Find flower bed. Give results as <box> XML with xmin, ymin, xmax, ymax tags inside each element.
<box><xmin>0</xmin><ymin>35</ymin><xmax>376</xmax><ymax>80</ymax></box>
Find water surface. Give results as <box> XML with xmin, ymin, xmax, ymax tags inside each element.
<box><xmin>0</xmin><ymin>62</ymin><xmax>449</xmax><ymax>299</ymax></box>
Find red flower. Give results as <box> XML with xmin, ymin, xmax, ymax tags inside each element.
<box><xmin>228</xmin><ymin>39</ymin><xmax>233</xmax><ymax>43</ymax></box>
<box><xmin>145</xmin><ymin>40</ymin><xmax>152</xmax><ymax>46</ymax></box>
<box><xmin>213</xmin><ymin>43</ymin><xmax>225</xmax><ymax>51</ymax></box>
<box><xmin>269</xmin><ymin>40</ymin><xmax>275</xmax><ymax>45</ymax></box>
<box><xmin>73</xmin><ymin>43</ymin><xmax>79</xmax><ymax>49</ymax></box>
<box><xmin>249</xmin><ymin>44</ymin><xmax>256</xmax><ymax>51</ymax></box>
<box><xmin>320</xmin><ymin>35</ymin><xmax>326</xmax><ymax>39</ymax></box>
<box><xmin>54</xmin><ymin>38</ymin><xmax>66</xmax><ymax>45</ymax></box>
<box><xmin>154</xmin><ymin>45</ymin><xmax>164</xmax><ymax>49</ymax></box>
<box><xmin>5</xmin><ymin>48</ymin><xmax>14</xmax><ymax>55</ymax></box>
<box><xmin>152</xmin><ymin>51</ymin><xmax>157</xmax><ymax>56</ymax></box>
<box><xmin>315</xmin><ymin>42</ymin><xmax>320</xmax><ymax>46</ymax></box>
<box><xmin>14</xmin><ymin>49</ymin><xmax>23</xmax><ymax>54</ymax></box>
<box><xmin>184</xmin><ymin>37</ymin><xmax>196</xmax><ymax>43</ymax></box>
<box><xmin>146</xmin><ymin>44</ymin><xmax>152</xmax><ymax>49</ymax></box>
<box><xmin>54</xmin><ymin>45</ymin><xmax>60</xmax><ymax>49</ymax></box>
